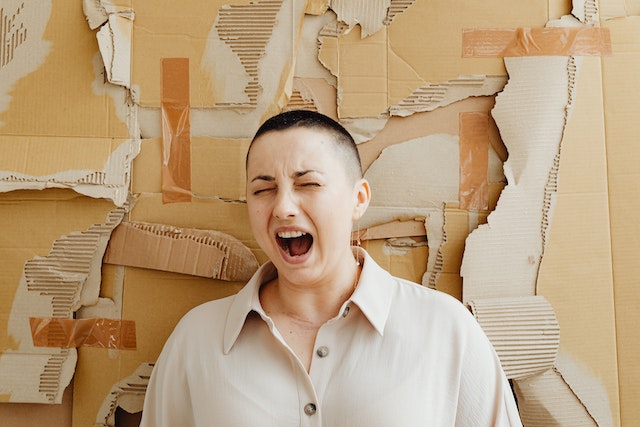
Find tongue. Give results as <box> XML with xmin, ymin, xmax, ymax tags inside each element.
<box><xmin>289</xmin><ymin>235</ymin><xmax>312</xmax><ymax>256</ymax></box>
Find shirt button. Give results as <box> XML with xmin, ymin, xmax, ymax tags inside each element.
<box><xmin>342</xmin><ymin>306</ymin><xmax>350</xmax><ymax>317</ymax></box>
<box><xmin>304</xmin><ymin>403</ymin><xmax>317</xmax><ymax>416</ymax></box>
<box><xmin>316</xmin><ymin>346</ymin><xmax>329</xmax><ymax>358</ymax></box>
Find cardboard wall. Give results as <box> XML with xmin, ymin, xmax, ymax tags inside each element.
<box><xmin>0</xmin><ymin>0</ymin><xmax>637</xmax><ymax>426</ymax></box>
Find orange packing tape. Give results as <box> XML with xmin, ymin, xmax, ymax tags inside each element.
<box><xmin>30</xmin><ymin>318</ymin><xmax>137</xmax><ymax>350</ymax></box>
<box><xmin>161</xmin><ymin>57</ymin><xmax>192</xmax><ymax>203</ymax></box>
<box><xmin>459</xmin><ymin>112</ymin><xmax>489</xmax><ymax>211</ymax></box>
<box><xmin>462</xmin><ymin>27</ymin><xmax>612</xmax><ymax>57</ymax></box>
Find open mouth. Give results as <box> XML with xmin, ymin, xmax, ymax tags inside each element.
<box><xmin>276</xmin><ymin>231</ymin><xmax>313</xmax><ymax>257</ymax></box>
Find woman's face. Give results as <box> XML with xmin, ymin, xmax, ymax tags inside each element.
<box><xmin>246</xmin><ymin>126</ymin><xmax>369</xmax><ymax>287</ymax></box>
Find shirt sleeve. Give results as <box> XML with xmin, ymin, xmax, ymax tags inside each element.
<box><xmin>139</xmin><ymin>323</ymin><xmax>196</xmax><ymax>427</ymax></box>
<box><xmin>454</xmin><ymin>307</ymin><xmax>523</xmax><ymax>427</ymax></box>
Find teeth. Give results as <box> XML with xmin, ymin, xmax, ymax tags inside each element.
<box><xmin>277</xmin><ymin>231</ymin><xmax>306</xmax><ymax>239</ymax></box>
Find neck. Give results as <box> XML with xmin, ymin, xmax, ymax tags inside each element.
<box><xmin>261</xmin><ymin>256</ymin><xmax>360</xmax><ymax>326</ymax></box>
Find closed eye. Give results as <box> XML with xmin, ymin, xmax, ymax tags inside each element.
<box><xmin>298</xmin><ymin>182</ymin><xmax>321</xmax><ymax>188</ymax></box>
<box><xmin>252</xmin><ymin>187</ymin><xmax>275</xmax><ymax>195</ymax></box>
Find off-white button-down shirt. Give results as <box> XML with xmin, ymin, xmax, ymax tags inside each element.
<box><xmin>141</xmin><ymin>249</ymin><xmax>522</xmax><ymax>426</ymax></box>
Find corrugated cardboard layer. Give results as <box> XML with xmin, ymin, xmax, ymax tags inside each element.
<box><xmin>0</xmin><ymin>1</ymin><xmax>137</xmax><ymax>205</ymax></box>
<box><xmin>389</xmin><ymin>76</ymin><xmax>507</xmax><ymax>117</ymax></box>
<box><xmin>104</xmin><ymin>221</ymin><xmax>259</xmax><ymax>281</ymax></box>
<box><xmin>95</xmin><ymin>362</ymin><xmax>153</xmax><ymax>427</ymax></box>
<box><xmin>468</xmin><ymin>296</ymin><xmax>559</xmax><ymax>380</ymax></box>
<box><xmin>0</xmin><ymin>192</ymin><xmax>126</xmax><ymax>403</ymax></box>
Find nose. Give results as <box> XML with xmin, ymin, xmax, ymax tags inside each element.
<box><xmin>273</xmin><ymin>187</ymin><xmax>299</xmax><ymax>219</ymax></box>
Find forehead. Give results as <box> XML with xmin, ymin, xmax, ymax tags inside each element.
<box><xmin>247</xmin><ymin>127</ymin><xmax>342</xmax><ymax>171</ymax></box>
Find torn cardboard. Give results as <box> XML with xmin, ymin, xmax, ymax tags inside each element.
<box><xmin>460</xmin><ymin>55</ymin><xmax>577</xmax><ymax>300</ymax></box>
<box><xmin>467</xmin><ymin>296</ymin><xmax>559</xmax><ymax>380</ymax></box>
<box><xmin>0</xmin><ymin>199</ymin><xmax>127</xmax><ymax>403</ymax></box>
<box><xmin>0</xmin><ymin>1</ymin><xmax>139</xmax><ymax>207</ymax></box>
<box><xmin>104</xmin><ymin>221</ymin><xmax>259</xmax><ymax>281</ymax></box>
<box><xmin>95</xmin><ymin>363</ymin><xmax>153</xmax><ymax>427</ymax></box>
<box><xmin>318</xmin><ymin>1</ymin><xmax>552</xmax><ymax>118</ymax></box>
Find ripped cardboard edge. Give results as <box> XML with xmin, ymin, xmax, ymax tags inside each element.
<box><xmin>103</xmin><ymin>221</ymin><xmax>259</xmax><ymax>282</ymax></box>
<box><xmin>389</xmin><ymin>75</ymin><xmax>507</xmax><ymax>117</ymax></box>
<box><xmin>0</xmin><ymin>137</ymin><xmax>140</xmax><ymax>208</ymax></box>
<box><xmin>460</xmin><ymin>55</ymin><xmax>579</xmax><ymax>301</ymax></box>
<box><xmin>513</xmin><ymin>350</ymin><xmax>614</xmax><ymax>426</ymax></box>
<box><xmin>96</xmin><ymin>363</ymin><xmax>153</xmax><ymax>427</ymax></box>
<box><xmin>0</xmin><ymin>203</ymin><xmax>129</xmax><ymax>403</ymax></box>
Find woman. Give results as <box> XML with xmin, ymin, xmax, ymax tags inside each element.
<box><xmin>140</xmin><ymin>110</ymin><xmax>522</xmax><ymax>426</ymax></box>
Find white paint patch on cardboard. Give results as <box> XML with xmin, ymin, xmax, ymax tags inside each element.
<box><xmin>0</xmin><ymin>1</ymin><xmax>52</xmax><ymax>124</ymax></box>
<box><xmin>460</xmin><ymin>56</ymin><xmax>576</xmax><ymax>301</ymax></box>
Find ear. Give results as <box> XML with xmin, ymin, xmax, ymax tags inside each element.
<box><xmin>352</xmin><ymin>178</ymin><xmax>371</xmax><ymax>221</ymax></box>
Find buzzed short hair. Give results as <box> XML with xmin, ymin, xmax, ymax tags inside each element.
<box><xmin>247</xmin><ymin>110</ymin><xmax>363</xmax><ymax>183</ymax></box>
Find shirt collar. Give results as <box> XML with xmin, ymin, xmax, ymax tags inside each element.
<box><xmin>223</xmin><ymin>248</ymin><xmax>395</xmax><ymax>354</ymax></box>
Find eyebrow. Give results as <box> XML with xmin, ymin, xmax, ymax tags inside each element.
<box><xmin>250</xmin><ymin>170</ymin><xmax>320</xmax><ymax>183</ymax></box>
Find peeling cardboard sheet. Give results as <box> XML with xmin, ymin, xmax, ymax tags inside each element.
<box><xmin>30</xmin><ymin>318</ymin><xmax>136</xmax><ymax>350</ymax></box>
<box><xmin>0</xmin><ymin>202</ymin><xmax>127</xmax><ymax>403</ymax></box>
<box><xmin>133</xmin><ymin>0</ymin><xmax>307</xmax><ymax>139</ymax></box>
<box><xmin>103</xmin><ymin>221</ymin><xmax>259</xmax><ymax>281</ymax></box>
<box><xmin>467</xmin><ymin>296</ymin><xmax>559</xmax><ymax>380</ymax></box>
<box><xmin>96</xmin><ymin>13</ymin><xmax>133</xmax><ymax>88</ymax></box>
<box><xmin>389</xmin><ymin>76</ymin><xmax>507</xmax><ymax>117</ymax></box>
<box><xmin>461</xmin><ymin>56</ymin><xmax>579</xmax><ymax>301</ymax></box>
<box><xmin>319</xmin><ymin>1</ymin><xmax>553</xmax><ymax>119</ymax></box>
<box><xmin>96</xmin><ymin>363</ymin><xmax>153</xmax><ymax>427</ymax></box>
<box><xmin>330</xmin><ymin>0</ymin><xmax>392</xmax><ymax>37</ymax></box>
<box><xmin>1</xmin><ymin>1</ymin><xmax>138</xmax><ymax>206</ymax></box>
<box><xmin>462</xmin><ymin>27</ymin><xmax>612</xmax><ymax>57</ymax></box>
